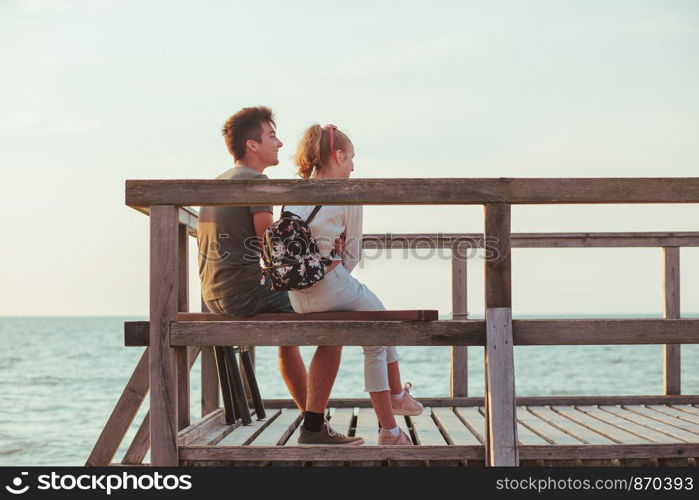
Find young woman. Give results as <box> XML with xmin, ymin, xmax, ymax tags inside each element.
<box><xmin>286</xmin><ymin>124</ymin><xmax>423</xmax><ymax>446</ymax></box>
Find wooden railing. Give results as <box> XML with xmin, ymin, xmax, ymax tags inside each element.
<box><xmin>124</xmin><ymin>177</ymin><xmax>699</xmax><ymax>467</ymax></box>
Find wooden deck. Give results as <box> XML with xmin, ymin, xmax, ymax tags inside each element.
<box><xmin>177</xmin><ymin>402</ymin><xmax>699</xmax><ymax>466</ymax></box>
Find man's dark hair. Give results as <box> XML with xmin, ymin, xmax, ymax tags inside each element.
<box><xmin>221</xmin><ymin>106</ymin><xmax>276</xmax><ymax>161</ymax></box>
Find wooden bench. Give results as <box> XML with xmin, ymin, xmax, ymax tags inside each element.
<box><xmin>86</xmin><ymin>310</ymin><xmax>440</xmax><ymax>465</ymax></box>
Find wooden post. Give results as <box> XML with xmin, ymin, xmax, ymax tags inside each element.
<box><xmin>451</xmin><ymin>242</ymin><xmax>468</xmax><ymax>397</ymax></box>
<box><xmin>177</xmin><ymin>224</ymin><xmax>190</xmax><ymax>430</ymax></box>
<box><xmin>149</xmin><ymin>205</ymin><xmax>179</xmax><ymax>466</ymax></box>
<box><xmin>483</xmin><ymin>203</ymin><xmax>518</xmax><ymax>466</ymax></box>
<box><xmin>663</xmin><ymin>247</ymin><xmax>681</xmax><ymax>395</ymax></box>
<box><xmin>200</xmin><ymin>298</ymin><xmax>220</xmax><ymax>417</ymax></box>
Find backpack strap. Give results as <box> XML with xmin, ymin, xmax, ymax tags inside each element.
<box><xmin>305</xmin><ymin>205</ymin><xmax>322</xmax><ymax>224</ymax></box>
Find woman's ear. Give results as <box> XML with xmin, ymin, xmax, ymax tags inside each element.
<box><xmin>336</xmin><ymin>149</ymin><xmax>346</xmax><ymax>162</ymax></box>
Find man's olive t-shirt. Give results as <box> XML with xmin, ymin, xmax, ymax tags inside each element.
<box><xmin>197</xmin><ymin>166</ymin><xmax>272</xmax><ymax>301</ymax></box>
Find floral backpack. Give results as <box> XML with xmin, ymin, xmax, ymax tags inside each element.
<box><xmin>261</xmin><ymin>206</ymin><xmax>334</xmax><ymax>291</ymax></box>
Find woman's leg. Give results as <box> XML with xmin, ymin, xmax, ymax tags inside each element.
<box><xmin>387</xmin><ymin>359</ymin><xmax>403</xmax><ymax>395</ymax></box>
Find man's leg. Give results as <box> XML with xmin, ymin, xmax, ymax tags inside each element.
<box><xmin>305</xmin><ymin>346</ymin><xmax>342</xmax><ymax>414</ymax></box>
<box><xmin>278</xmin><ymin>346</ymin><xmax>308</xmax><ymax>411</ymax></box>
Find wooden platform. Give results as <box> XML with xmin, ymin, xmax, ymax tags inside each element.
<box><xmin>178</xmin><ymin>403</ymin><xmax>699</xmax><ymax>466</ymax></box>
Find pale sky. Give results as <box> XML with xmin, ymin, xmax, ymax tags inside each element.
<box><xmin>1</xmin><ymin>0</ymin><xmax>698</xmax><ymax>316</ymax></box>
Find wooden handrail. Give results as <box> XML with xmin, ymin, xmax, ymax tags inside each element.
<box><xmin>126</xmin><ymin>177</ymin><xmax>699</xmax><ymax>206</ymax></box>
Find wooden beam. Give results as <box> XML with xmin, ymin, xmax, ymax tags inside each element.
<box><xmin>178</xmin><ymin>445</ymin><xmax>485</xmax><ymax>462</ymax></box>
<box><xmin>149</xmin><ymin>205</ymin><xmax>179</xmax><ymax>466</ymax></box>
<box><xmin>127</xmin><ymin>318</ymin><xmax>699</xmax><ymax>347</ymax></box>
<box><xmin>85</xmin><ymin>348</ymin><xmax>149</xmax><ymax>466</ymax></box>
<box><xmin>126</xmin><ymin>177</ymin><xmax>699</xmax><ymax>207</ymax></box>
<box><xmin>200</xmin><ymin>299</ymin><xmax>219</xmax><ymax>417</ymax></box>
<box><xmin>122</xmin><ymin>346</ymin><xmax>201</xmax><ymax>465</ymax></box>
<box><xmin>177</xmin><ymin>224</ymin><xmax>190</xmax><ymax>431</ymax></box>
<box><xmin>518</xmin><ymin>444</ymin><xmax>699</xmax><ymax>460</ymax></box>
<box><xmin>262</xmin><ymin>395</ymin><xmax>699</xmax><ymax>408</ymax></box>
<box><xmin>484</xmin><ymin>203</ymin><xmax>518</xmax><ymax>466</ymax></box>
<box><xmin>363</xmin><ymin>232</ymin><xmax>699</xmax><ymax>249</ymax></box>
<box><xmin>170</xmin><ymin>320</ymin><xmax>485</xmax><ymax>346</ymax></box>
<box><xmin>451</xmin><ymin>245</ymin><xmax>468</xmax><ymax>397</ymax></box>
<box><xmin>663</xmin><ymin>247</ymin><xmax>681</xmax><ymax>395</ymax></box>
<box><xmin>131</xmin><ymin>205</ymin><xmax>199</xmax><ymax>236</ymax></box>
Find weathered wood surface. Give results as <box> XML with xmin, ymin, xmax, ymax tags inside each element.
<box><xmin>517</xmin><ymin>444</ymin><xmax>699</xmax><ymax>460</ymax></box>
<box><xmin>126</xmin><ymin>318</ymin><xmax>699</xmax><ymax>347</ymax></box>
<box><xmin>622</xmin><ymin>406</ymin><xmax>699</xmax><ymax>437</ymax></box>
<box><xmin>598</xmin><ymin>406</ymin><xmax>699</xmax><ymax>442</ymax></box>
<box><xmin>179</xmin><ymin>445</ymin><xmax>484</xmax><ymax>463</ymax></box>
<box><xmin>664</xmin><ymin>247</ymin><xmax>681</xmax><ymax>395</ymax></box>
<box><xmin>132</xmin><ymin>205</ymin><xmax>199</xmax><ymax>236</ymax></box>
<box><xmin>526</xmin><ymin>406</ymin><xmax>616</xmax><ymax>445</ymax></box>
<box><xmin>177</xmin><ymin>409</ymin><xmax>226</xmax><ymax>446</ymax></box>
<box><xmin>86</xmin><ymin>348</ymin><xmax>150</xmax><ymax>466</ymax></box>
<box><xmin>451</xmin><ymin>251</ymin><xmax>468</xmax><ymax>397</ymax></box>
<box><xmin>577</xmin><ymin>405</ymin><xmax>683</xmax><ymax>443</ymax></box>
<box><xmin>169</xmin><ymin>320</ymin><xmax>484</xmax><ymax>346</ymax></box>
<box><xmin>179</xmin><ymin>310</ymin><xmax>438</xmax><ymax>321</ymax></box>
<box><xmin>262</xmin><ymin>395</ymin><xmax>699</xmax><ymax>409</ymax></box>
<box><xmin>363</xmin><ymin>232</ymin><xmax>699</xmax><ymax>249</ymax></box>
<box><xmin>149</xmin><ymin>205</ymin><xmax>180</xmax><ymax>466</ymax></box>
<box><xmin>176</xmin><ymin>225</ymin><xmax>190</xmax><ymax>431</ymax></box>
<box><xmin>484</xmin><ymin>308</ymin><xmax>518</xmax><ymax>466</ymax></box>
<box><xmin>199</xmin><ymin>299</ymin><xmax>219</xmax><ymax>417</ymax></box>
<box><xmin>126</xmin><ymin>177</ymin><xmax>699</xmax><ymax>207</ymax></box>
<box><xmin>122</xmin><ymin>346</ymin><xmax>201</xmax><ymax>465</ymax></box>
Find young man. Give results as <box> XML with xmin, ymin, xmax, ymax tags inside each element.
<box><xmin>197</xmin><ymin>106</ymin><xmax>363</xmax><ymax>446</ymax></box>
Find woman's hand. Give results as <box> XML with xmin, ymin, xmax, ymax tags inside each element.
<box><xmin>334</xmin><ymin>231</ymin><xmax>346</xmax><ymax>258</ymax></box>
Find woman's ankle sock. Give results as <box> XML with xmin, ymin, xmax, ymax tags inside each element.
<box><xmin>302</xmin><ymin>411</ymin><xmax>325</xmax><ymax>432</ymax></box>
<box><xmin>391</xmin><ymin>390</ymin><xmax>404</xmax><ymax>399</ymax></box>
<box><xmin>387</xmin><ymin>426</ymin><xmax>400</xmax><ymax>436</ymax></box>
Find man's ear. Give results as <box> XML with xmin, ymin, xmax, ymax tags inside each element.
<box><xmin>246</xmin><ymin>139</ymin><xmax>258</xmax><ymax>154</ymax></box>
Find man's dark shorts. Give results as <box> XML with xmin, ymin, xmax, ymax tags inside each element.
<box><xmin>205</xmin><ymin>285</ymin><xmax>293</xmax><ymax>317</ymax></box>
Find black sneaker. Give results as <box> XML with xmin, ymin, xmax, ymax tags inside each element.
<box><xmin>297</xmin><ymin>421</ymin><xmax>364</xmax><ymax>446</ymax></box>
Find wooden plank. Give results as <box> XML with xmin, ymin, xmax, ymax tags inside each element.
<box><xmin>511</xmin><ymin>319</ymin><xmax>699</xmax><ymax>345</ymax></box>
<box><xmin>132</xmin><ymin>205</ymin><xmax>199</xmax><ymax>237</ymax></box>
<box><xmin>484</xmin><ymin>308</ymin><xmax>518</xmax><ymax>463</ymax></box>
<box><xmin>664</xmin><ymin>246</ymin><xmax>681</xmax><ymax>395</ymax></box>
<box><xmin>577</xmin><ymin>405</ymin><xmax>683</xmax><ymax>443</ymax></box>
<box><xmin>431</xmin><ymin>408</ymin><xmax>482</xmax><ymax>446</ymax></box>
<box><xmin>177</xmin><ymin>409</ymin><xmax>226</xmax><ymax>446</ymax></box>
<box><xmin>551</xmin><ymin>406</ymin><xmax>651</xmax><ymax>444</ymax></box>
<box><xmin>149</xmin><ymin>205</ymin><xmax>180</xmax><ymax>466</ymax></box>
<box><xmin>451</xmin><ymin>249</ymin><xmax>468</xmax><ymax>397</ymax></box>
<box><xmin>129</xmin><ymin>318</ymin><xmax>699</xmax><ymax>347</ymax></box>
<box><xmin>362</xmin><ymin>232</ymin><xmax>699</xmax><ymax>249</ymax></box>
<box><xmin>411</xmin><ymin>410</ymin><xmax>454</xmax><ymax>466</ymax></box>
<box><xmin>263</xmin><ymin>395</ymin><xmax>699</xmax><ymax>409</ymax></box>
<box><xmin>454</xmin><ymin>407</ymin><xmax>486</xmax><ymax>444</ymax></box>
<box><xmin>648</xmin><ymin>405</ymin><xmax>699</xmax><ymax>426</ymax></box>
<box><xmin>178</xmin><ymin>310</ymin><xmax>438</xmax><ymax>322</ymax></box>
<box><xmin>200</xmin><ymin>298</ymin><xmax>219</xmax><ymax>417</ymax></box>
<box><xmin>517</xmin><ymin>444</ymin><xmax>699</xmax><ymax>460</ymax></box>
<box><xmin>217</xmin><ymin>410</ymin><xmax>282</xmax><ymax>446</ymax></box>
<box><xmin>171</xmin><ymin>320</ymin><xmax>484</xmax><ymax>347</ymax></box>
<box><xmin>248</xmin><ymin>409</ymin><xmax>302</xmax><ymax>446</ymax></box>
<box><xmin>518</xmin><ymin>407</ymin><xmax>585</xmax><ymax>445</ymax></box>
<box><xmin>624</xmin><ymin>405</ymin><xmax>699</xmax><ymax>437</ymax></box>
<box><xmin>179</xmin><ymin>445</ymin><xmax>485</xmax><ymax>463</ymax></box>
<box><xmin>353</xmin><ymin>408</ymin><xmax>382</xmax><ymax>466</ymax></box>
<box><xmin>601</xmin><ymin>406</ymin><xmax>699</xmax><ymax>442</ymax></box>
<box><xmin>122</xmin><ymin>346</ymin><xmax>201</xmax><ymax>464</ymax></box>
<box><xmin>125</xmin><ymin>177</ymin><xmax>699</xmax><ymax>207</ymax></box>
<box><xmin>527</xmin><ymin>406</ymin><xmax>615</xmax><ymax>445</ymax></box>
<box><xmin>328</xmin><ymin>408</ymin><xmax>355</xmax><ymax>436</ymax></box>
<box><xmin>86</xmin><ymin>348</ymin><xmax>150</xmax><ymax>466</ymax></box>
<box><xmin>675</xmin><ymin>405</ymin><xmax>699</xmax><ymax>417</ymax></box>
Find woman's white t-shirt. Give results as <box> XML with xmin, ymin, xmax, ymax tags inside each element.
<box><xmin>283</xmin><ymin>205</ymin><xmax>362</xmax><ymax>274</ymax></box>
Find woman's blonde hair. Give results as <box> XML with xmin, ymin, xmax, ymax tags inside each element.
<box><xmin>294</xmin><ymin>124</ymin><xmax>351</xmax><ymax>178</ymax></box>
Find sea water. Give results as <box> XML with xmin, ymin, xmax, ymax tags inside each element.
<box><xmin>0</xmin><ymin>315</ymin><xmax>697</xmax><ymax>465</ymax></box>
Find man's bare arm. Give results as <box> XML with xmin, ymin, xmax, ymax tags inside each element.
<box><xmin>252</xmin><ymin>211</ymin><xmax>274</xmax><ymax>239</ymax></box>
